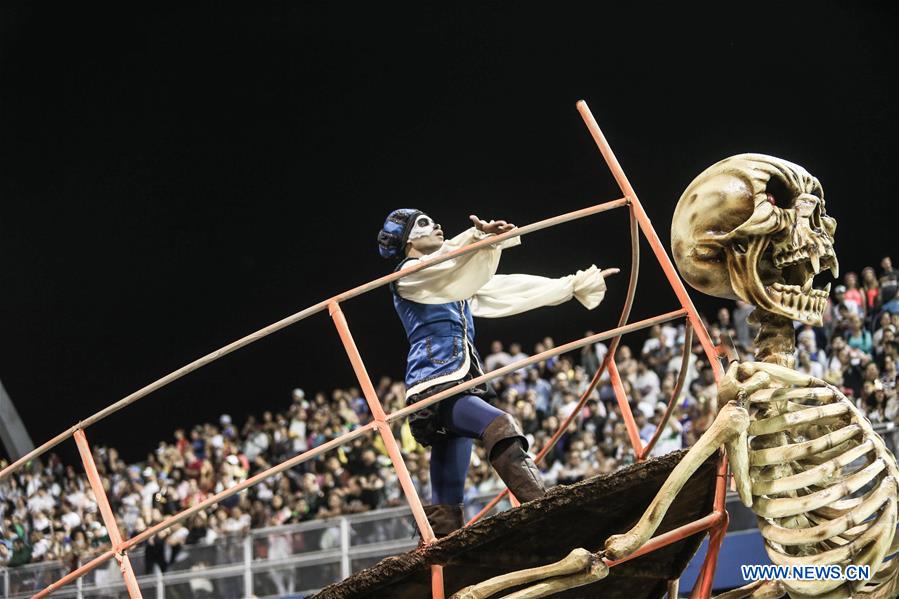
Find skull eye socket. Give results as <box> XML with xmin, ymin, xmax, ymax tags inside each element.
<box><xmin>765</xmin><ymin>176</ymin><xmax>794</xmax><ymax>209</ymax></box>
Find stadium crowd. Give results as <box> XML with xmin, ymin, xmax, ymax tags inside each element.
<box><xmin>2</xmin><ymin>256</ymin><xmax>899</xmax><ymax>577</ymax></box>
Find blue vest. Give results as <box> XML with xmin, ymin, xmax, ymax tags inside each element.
<box><xmin>391</xmin><ymin>260</ymin><xmax>483</xmax><ymax>397</ymax></box>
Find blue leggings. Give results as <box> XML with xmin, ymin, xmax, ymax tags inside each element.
<box><xmin>430</xmin><ymin>394</ymin><xmax>505</xmax><ymax>505</ymax></box>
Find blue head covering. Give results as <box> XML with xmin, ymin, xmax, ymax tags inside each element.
<box><xmin>377</xmin><ymin>208</ymin><xmax>422</xmax><ymax>260</ymax></box>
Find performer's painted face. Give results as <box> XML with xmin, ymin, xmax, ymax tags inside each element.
<box><xmin>407</xmin><ymin>214</ymin><xmax>441</xmax><ymax>241</ymax></box>
<box><xmin>406</xmin><ymin>214</ymin><xmax>444</xmax><ymax>254</ymax></box>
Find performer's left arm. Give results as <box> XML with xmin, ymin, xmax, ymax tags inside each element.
<box><xmin>470</xmin><ymin>266</ymin><xmax>619</xmax><ymax>318</ymax></box>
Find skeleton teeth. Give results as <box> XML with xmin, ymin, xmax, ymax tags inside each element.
<box><xmin>802</xmin><ymin>278</ymin><xmax>813</xmax><ymax>293</ymax></box>
<box><xmin>824</xmin><ymin>282</ymin><xmax>831</xmax><ymax>295</ymax></box>
<box><xmin>809</xmin><ymin>253</ymin><xmax>821</xmax><ymax>274</ymax></box>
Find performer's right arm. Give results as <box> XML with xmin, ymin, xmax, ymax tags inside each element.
<box><xmin>469</xmin><ymin>266</ymin><xmax>611</xmax><ymax>318</ymax></box>
<box><xmin>395</xmin><ymin>227</ymin><xmax>521</xmax><ymax>304</ymax></box>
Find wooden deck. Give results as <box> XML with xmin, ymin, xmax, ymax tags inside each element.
<box><xmin>314</xmin><ymin>449</ymin><xmax>719</xmax><ymax>599</ymax></box>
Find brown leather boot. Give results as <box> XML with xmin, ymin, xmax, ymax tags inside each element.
<box><xmin>423</xmin><ymin>503</ymin><xmax>465</xmax><ymax>538</ymax></box>
<box><xmin>482</xmin><ymin>413</ymin><xmax>545</xmax><ymax>504</ymax></box>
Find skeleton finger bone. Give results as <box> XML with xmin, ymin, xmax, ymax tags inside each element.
<box><xmin>449</xmin><ymin>548</ymin><xmax>604</xmax><ymax>599</ymax></box>
<box><xmin>727</xmin><ymin>427</ymin><xmax>753</xmax><ymax>507</ymax></box>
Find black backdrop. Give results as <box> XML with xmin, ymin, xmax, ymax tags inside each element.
<box><xmin>2</xmin><ymin>3</ymin><xmax>897</xmax><ymax>461</ymax></box>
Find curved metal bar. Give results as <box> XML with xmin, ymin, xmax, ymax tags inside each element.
<box><xmin>467</xmin><ymin>202</ymin><xmax>641</xmax><ymax>525</ymax></box>
<box><xmin>640</xmin><ymin>320</ymin><xmax>693</xmax><ymax>459</ymax></box>
<box><xmin>0</xmin><ymin>198</ymin><xmax>628</xmax><ymax>482</ymax></box>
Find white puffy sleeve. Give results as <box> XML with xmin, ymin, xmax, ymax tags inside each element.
<box><xmin>394</xmin><ymin>227</ymin><xmax>521</xmax><ymax>304</ymax></box>
<box><xmin>470</xmin><ymin>265</ymin><xmax>607</xmax><ymax>318</ymax></box>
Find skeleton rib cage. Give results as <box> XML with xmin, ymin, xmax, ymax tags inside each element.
<box><xmin>733</xmin><ymin>362</ymin><xmax>899</xmax><ymax>598</ymax></box>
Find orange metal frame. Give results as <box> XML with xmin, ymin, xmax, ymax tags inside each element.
<box><xmin>3</xmin><ymin>101</ymin><xmax>730</xmax><ymax>599</ymax></box>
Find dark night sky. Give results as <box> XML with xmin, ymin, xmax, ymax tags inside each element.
<box><xmin>1</xmin><ymin>3</ymin><xmax>897</xmax><ymax>463</ymax></box>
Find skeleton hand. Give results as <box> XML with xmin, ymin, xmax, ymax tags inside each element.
<box><xmin>470</xmin><ymin>214</ymin><xmax>516</xmax><ymax>235</ymax></box>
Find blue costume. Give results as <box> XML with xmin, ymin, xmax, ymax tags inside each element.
<box><xmin>391</xmin><ymin>263</ymin><xmax>510</xmax><ymax>505</ymax></box>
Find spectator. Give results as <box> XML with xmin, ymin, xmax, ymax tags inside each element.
<box><xmin>862</xmin><ymin>266</ymin><xmax>880</xmax><ymax>315</ymax></box>
<box><xmin>485</xmin><ymin>341</ymin><xmax>512</xmax><ymax>371</ymax></box>
<box><xmin>843</xmin><ymin>272</ymin><xmax>866</xmax><ymax>316</ymax></box>
<box><xmin>846</xmin><ymin>314</ymin><xmax>873</xmax><ymax>355</ymax></box>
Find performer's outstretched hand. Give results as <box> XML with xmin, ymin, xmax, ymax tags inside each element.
<box><xmin>470</xmin><ymin>214</ymin><xmax>516</xmax><ymax>235</ymax></box>
<box><xmin>601</xmin><ymin>268</ymin><xmax>620</xmax><ymax>278</ymax></box>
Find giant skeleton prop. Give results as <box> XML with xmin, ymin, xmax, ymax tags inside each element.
<box><xmin>451</xmin><ymin>155</ymin><xmax>899</xmax><ymax>599</ymax></box>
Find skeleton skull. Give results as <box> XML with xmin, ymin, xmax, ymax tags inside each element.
<box><xmin>671</xmin><ymin>154</ymin><xmax>837</xmax><ymax>326</ymax></box>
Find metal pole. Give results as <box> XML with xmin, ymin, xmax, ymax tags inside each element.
<box><xmin>72</xmin><ymin>429</ymin><xmax>143</xmax><ymax>599</ymax></box>
<box><xmin>156</xmin><ymin>570</ymin><xmax>164</xmax><ymax>599</ymax></box>
<box><xmin>431</xmin><ymin>565</ymin><xmax>445</xmax><ymax>599</ymax></box>
<box><xmin>576</xmin><ymin>100</ymin><xmax>724</xmax><ymax>379</ymax></box>
<box><xmin>328</xmin><ymin>302</ymin><xmax>436</xmax><ymax>545</ymax></box>
<box><xmin>689</xmin><ymin>455</ymin><xmax>730</xmax><ymax>599</ymax></box>
<box><xmin>243</xmin><ymin>534</ymin><xmax>253</xmax><ymax>597</ymax></box>
<box><xmin>608</xmin><ymin>360</ymin><xmax>643</xmax><ymax>458</ymax></box>
<box><xmin>340</xmin><ymin>517</ymin><xmax>351</xmax><ymax>579</ymax></box>
<box><xmin>603</xmin><ymin>510</ymin><xmax>723</xmax><ymax>568</ymax></box>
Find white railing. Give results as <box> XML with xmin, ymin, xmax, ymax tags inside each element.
<box><xmin>2</xmin><ymin>493</ymin><xmax>513</xmax><ymax>598</ymax></box>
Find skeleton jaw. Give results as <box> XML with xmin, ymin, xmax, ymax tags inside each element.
<box><xmin>727</xmin><ymin>237</ymin><xmax>836</xmax><ymax>326</ymax></box>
